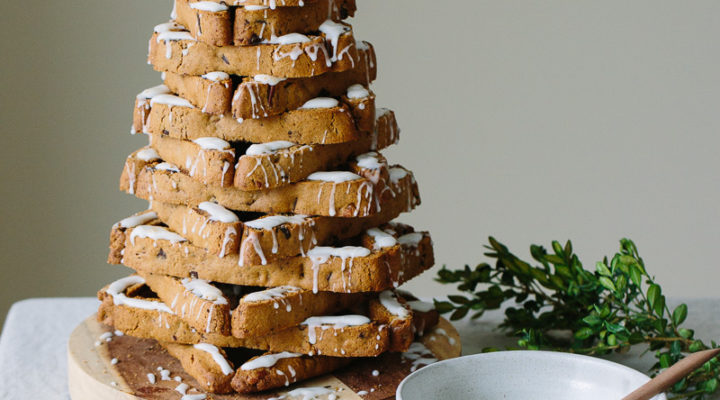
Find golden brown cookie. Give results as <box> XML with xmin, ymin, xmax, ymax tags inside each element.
<box><xmin>162</xmin><ymin>342</ymin><xmax>235</xmax><ymax>393</ymax></box>
<box><xmin>174</xmin><ymin>0</ymin><xmax>356</xmax><ymax>46</ymax></box>
<box><xmin>120</xmin><ymin>149</ymin><xmax>420</xmax><ymax>218</ymax></box>
<box><xmin>149</xmin><ymin>21</ymin><xmax>360</xmax><ymax>78</ymax></box>
<box><xmin>111</xmin><ymin>223</ymin><xmax>434</xmax><ymax>293</ymax></box>
<box><xmin>231</xmin><ymin>352</ymin><xmax>351</xmax><ymax>393</ymax></box>
<box><xmin>143</xmin><ymin>109</ymin><xmax>396</xmax><ymax>191</ymax></box>
<box><xmin>157</xmin><ymin>41</ymin><xmax>376</xmax><ymax>118</ymax></box>
<box><xmin>98</xmin><ymin>282</ymin><xmax>393</xmax><ymax>357</ymax></box>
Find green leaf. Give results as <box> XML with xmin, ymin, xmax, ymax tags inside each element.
<box><xmin>659</xmin><ymin>353</ymin><xmax>671</xmax><ymax>368</ymax></box>
<box><xmin>598</xmin><ymin>276</ymin><xmax>617</xmax><ymax>292</ymax></box>
<box><xmin>433</xmin><ymin>300</ymin><xmax>454</xmax><ymax>314</ymax></box>
<box><xmin>582</xmin><ymin>315</ymin><xmax>602</xmax><ymax>326</ymax></box>
<box><xmin>705</xmin><ymin>378</ymin><xmax>718</xmax><ymax>393</ymax></box>
<box><xmin>647</xmin><ymin>284</ymin><xmax>661</xmax><ymax>310</ymax></box>
<box><xmin>678</xmin><ymin>328</ymin><xmax>694</xmax><ymax>339</ymax></box>
<box><xmin>450</xmin><ymin>307</ymin><xmax>469</xmax><ymax>320</ymax></box>
<box><xmin>596</xmin><ymin>262</ymin><xmax>612</xmax><ymax>277</ymax></box>
<box><xmin>629</xmin><ymin>332</ymin><xmax>645</xmax><ymax>344</ymax></box>
<box><xmin>575</xmin><ymin>327</ymin><xmax>594</xmax><ymax>340</ymax></box>
<box><xmin>447</xmin><ymin>295</ymin><xmax>470</xmax><ymax>305</ymax></box>
<box><xmin>629</xmin><ymin>265</ymin><xmax>643</xmax><ymax>287</ymax></box>
<box><xmin>654</xmin><ymin>295</ymin><xmax>666</xmax><ymax>318</ymax></box>
<box><xmin>672</xmin><ymin>304</ymin><xmax>688</xmax><ymax>326</ymax></box>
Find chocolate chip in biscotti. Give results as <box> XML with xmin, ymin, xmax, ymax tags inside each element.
<box><xmin>157</xmin><ymin>249</ymin><xmax>166</xmax><ymax>259</ymax></box>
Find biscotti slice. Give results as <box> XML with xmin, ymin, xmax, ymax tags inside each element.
<box><xmin>147</xmin><ymin>136</ymin><xmax>236</xmax><ymax>188</ymax></box>
<box><xmin>175</xmin><ymin>0</ymin><xmax>356</xmax><ymax>46</ymax></box>
<box><xmin>112</xmin><ymin>223</ymin><xmax>434</xmax><ymax>292</ymax></box>
<box><xmin>160</xmin><ymin>73</ymin><xmax>376</xmax><ymax>129</ymax></box>
<box><xmin>144</xmin><ymin>94</ymin><xmax>363</xmax><ymax>145</ymax></box>
<box><xmin>187</xmin><ymin>0</ymin><xmax>311</xmax><ymax>8</ymax></box>
<box><xmin>141</xmin><ymin>273</ymin><xmax>233</xmax><ymax>336</ymax></box>
<box><xmin>149</xmin><ymin>20</ymin><xmax>359</xmax><ymax>78</ymax></box>
<box><xmin>158</xmin><ymin>42</ymin><xmax>375</xmax><ymax>118</ymax></box>
<box><xmin>140</xmin><ymin>272</ymin><xmax>366</xmax><ymax>338</ymax></box>
<box><xmin>121</xmin><ymin>149</ymin><xmax>419</xmax><ymax>217</ymax></box>
<box><xmin>147</xmin><ymin>196</ymin><xmax>409</xmax><ymax>265</ymax></box>
<box><xmin>163</xmin><ymin>341</ymin><xmax>351</xmax><ymax>394</ymax></box>
<box><xmin>162</xmin><ymin>342</ymin><xmax>235</xmax><ymax>393</ymax></box>
<box><xmin>232</xmin><ymin>44</ymin><xmax>376</xmax><ymax>119</ymax></box>
<box><xmin>131</xmin><ymin>84</ymin><xmax>171</xmax><ymax>134</ymax></box>
<box><xmin>162</xmin><ymin>71</ymin><xmax>233</xmax><ymax>115</ymax></box>
<box><xmin>107</xmin><ymin>209</ymin><xmax>163</xmax><ymax>264</ymax></box>
<box><xmin>98</xmin><ymin>279</ymin><xmax>393</xmax><ymax>357</ymax></box>
<box><xmin>231</xmin><ymin>351</ymin><xmax>351</xmax><ymax>393</ymax></box>
<box><xmin>145</xmin><ymin>108</ymin><xmax>396</xmax><ymax>191</ymax></box>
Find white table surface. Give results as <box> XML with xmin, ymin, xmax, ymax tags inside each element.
<box><xmin>1</xmin><ymin>297</ymin><xmax>718</xmax><ymax>399</ymax></box>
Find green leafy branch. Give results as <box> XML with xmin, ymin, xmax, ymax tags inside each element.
<box><xmin>435</xmin><ymin>238</ymin><xmax>720</xmax><ymax>399</ymax></box>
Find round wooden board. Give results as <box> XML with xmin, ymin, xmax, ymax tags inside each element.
<box><xmin>68</xmin><ymin>314</ymin><xmax>461</xmax><ymax>400</ymax></box>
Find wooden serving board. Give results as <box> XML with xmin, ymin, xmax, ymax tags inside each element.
<box><xmin>68</xmin><ymin>314</ymin><xmax>461</xmax><ymax>400</ymax></box>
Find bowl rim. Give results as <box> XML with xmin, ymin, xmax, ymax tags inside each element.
<box><xmin>396</xmin><ymin>350</ymin><xmax>667</xmax><ymax>399</ymax></box>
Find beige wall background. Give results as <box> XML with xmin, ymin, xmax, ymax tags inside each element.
<box><xmin>1</xmin><ymin>1</ymin><xmax>719</xmax><ymax>327</ymax></box>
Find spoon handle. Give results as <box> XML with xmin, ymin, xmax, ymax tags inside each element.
<box><xmin>622</xmin><ymin>348</ymin><xmax>720</xmax><ymax>400</ymax></box>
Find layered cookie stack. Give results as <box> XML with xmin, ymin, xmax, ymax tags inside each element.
<box><xmin>92</xmin><ymin>1</ymin><xmax>456</xmax><ymax>398</ymax></box>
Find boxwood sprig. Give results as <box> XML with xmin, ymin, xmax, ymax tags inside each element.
<box><xmin>435</xmin><ymin>237</ymin><xmax>719</xmax><ymax>399</ymax></box>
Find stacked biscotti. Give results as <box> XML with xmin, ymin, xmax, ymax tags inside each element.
<box><xmin>99</xmin><ymin>0</ymin><xmax>439</xmax><ymax>396</ymax></box>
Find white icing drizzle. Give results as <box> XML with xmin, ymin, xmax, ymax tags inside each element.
<box><xmin>198</xmin><ymin>201</ymin><xmax>239</xmax><ymax>223</ymax></box>
<box><xmin>150</xmin><ymin>94</ymin><xmax>194</xmax><ymax>108</ymax></box>
<box><xmin>269</xmin><ymin>387</ymin><xmax>337</xmax><ymax>400</ymax></box>
<box><xmin>299</xmin><ymin>97</ymin><xmax>339</xmax><ymax>109</ymax></box>
<box><xmin>189</xmin><ymin>1</ymin><xmax>229</xmax><ymax>12</ymax></box>
<box><xmin>154</xmin><ymin>162</ymin><xmax>180</xmax><ymax>172</ymax></box>
<box><xmin>244</xmin><ymin>215</ymin><xmax>307</xmax><ymax>230</ymax></box>
<box><xmin>355</xmin><ymin>152</ymin><xmax>383</xmax><ymax>170</ymax></box>
<box><xmin>181</xmin><ymin>278</ymin><xmax>228</xmax><ymax>305</ymax></box>
<box><xmin>181</xmin><ymin>394</ymin><xmax>206</xmax><ymax>400</ymax></box>
<box><xmin>366</xmin><ymin>228</ymin><xmax>397</xmax><ymax>249</ymax></box>
<box><xmin>147</xmin><ymin>373</ymin><xmax>156</xmax><ymax>384</ymax></box>
<box><xmin>306</xmin><ymin>171</ymin><xmax>360</xmax><ymax>183</ymax></box>
<box><xmin>193</xmin><ymin>137</ymin><xmax>232</xmax><ymax>153</ymax></box>
<box><xmin>136</xmin><ymin>147</ymin><xmax>161</xmax><ymax>162</ymax></box>
<box><xmin>193</xmin><ymin>343</ymin><xmax>234</xmax><ymax>375</ymax></box>
<box><xmin>130</xmin><ymin>225</ymin><xmax>187</xmax><ymax>244</ymax></box>
<box><xmin>389</xmin><ymin>167</ymin><xmax>408</xmax><ymax>183</ymax></box>
<box><xmin>201</xmin><ymin>71</ymin><xmax>230</xmax><ymax>81</ymax></box>
<box><xmin>155</xmin><ymin>23</ymin><xmax>196</xmax><ymax>59</ymax></box>
<box><xmin>116</xmin><ymin>211</ymin><xmax>158</xmax><ymax>229</ymax></box>
<box><xmin>253</xmin><ymin>74</ymin><xmax>286</xmax><ymax>86</ymax></box>
<box><xmin>244</xmin><ymin>5</ymin><xmax>270</xmax><ymax>11</ymax></box>
<box><xmin>246</xmin><ymin>141</ymin><xmax>295</xmax><ymax>156</ymax></box>
<box><xmin>398</xmin><ymin>232</ymin><xmax>424</xmax><ymax>247</ymax></box>
<box><xmin>318</xmin><ymin>20</ymin><xmax>350</xmax><ymax>62</ymax></box>
<box><xmin>433</xmin><ymin>328</ymin><xmax>457</xmax><ymax>346</ymax></box>
<box><xmin>301</xmin><ymin>315</ymin><xmax>371</xmax><ymax>344</ymax></box>
<box><xmin>408</xmin><ymin>300</ymin><xmax>435</xmax><ymax>313</ymax></box>
<box><xmin>107</xmin><ymin>276</ymin><xmax>173</xmax><ymax>314</ymax></box>
<box><xmin>270</xmin><ymin>33</ymin><xmax>311</xmax><ymax>45</ymax></box>
<box><xmin>242</xmin><ymin>286</ymin><xmax>301</xmax><ymax>303</ymax></box>
<box><xmin>240</xmin><ymin>352</ymin><xmax>302</xmax><ymax>370</ymax></box>
<box><xmin>175</xmin><ymin>383</ymin><xmax>189</xmax><ymax>395</ymax></box>
<box><xmin>379</xmin><ymin>291</ymin><xmax>410</xmax><ymax>318</ymax></box>
<box><xmin>306</xmin><ymin>245</ymin><xmax>370</xmax><ymax>292</ymax></box>
<box><xmin>137</xmin><ymin>84</ymin><xmax>171</xmax><ymax>100</ymax></box>
<box><xmin>346</xmin><ymin>84</ymin><xmax>369</xmax><ymax>99</ymax></box>
<box><xmin>154</xmin><ymin>21</ymin><xmax>186</xmax><ymax>33</ymax></box>
<box><xmin>403</xmin><ymin>342</ymin><xmax>438</xmax><ymax>372</ymax></box>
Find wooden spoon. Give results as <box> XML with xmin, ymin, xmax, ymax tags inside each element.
<box><xmin>622</xmin><ymin>348</ymin><xmax>720</xmax><ymax>400</ymax></box>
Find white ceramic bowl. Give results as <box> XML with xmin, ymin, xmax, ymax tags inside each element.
<box><xmin>397</xmin><ymin>350</ymin><xmax>666</xmax><ymax>400</ymax></box>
